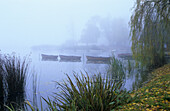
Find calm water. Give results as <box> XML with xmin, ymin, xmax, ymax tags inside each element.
<box><xmin>25</xmin><ymin>49</ymin><xmax>111</xmax><ymax>109</ymax></box>
<box><xmin>1</xmin><ymin>48</ymin><xmax>137</xmax><ymax>109</ymax></box>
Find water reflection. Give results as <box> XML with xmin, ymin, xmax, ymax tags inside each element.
<box><xmin>123</xmin><ymin>59</ymin><xmax>151</xmax><ymax>91</ymax></box>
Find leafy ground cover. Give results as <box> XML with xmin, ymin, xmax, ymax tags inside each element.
<box><xmin>116</xmin><ymin>64</ymin><xmax>170</xmax><ymax>111</ymax></box>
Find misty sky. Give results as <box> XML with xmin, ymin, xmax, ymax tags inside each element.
<box><xmin>0</xmin><ymin>0</ymin><xmax>135</xmax><ymax>50</ymax></box>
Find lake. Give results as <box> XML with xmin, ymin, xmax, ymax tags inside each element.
<box><xmin>1</xmin><ymin>48</ymin><xmax>139</xmax><ymax>110</ymax></box>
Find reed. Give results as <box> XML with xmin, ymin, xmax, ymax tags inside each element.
<box><xmin>32</xmin><ymin>73</ymin><xmax>38</xmax><ymax>108</ymax></box>
<box><xmin>0</xmin><ymin>75</ymin><xmax>3</xmax><ymax>110</ymax></box>
<box><xmin>0</xmin><ymin>72</ymin><xmax>3</xmax><ymax>97</ymax></box>
<box><xmin>2</xmin><ymin>54</ymin><xmax>29</xmax><ymax>110</ymax></box>
<box><xmin>0</xmin><ymin>67</ymin><xmax>3</xmax><ymax>97</ymax></box>
<box><xmin>108</xmin><ymin>55</ymin><xmax>126</xmax><ymax>81</ymax></box>
<box><xmin>54</xmin><ymin>73</ymin><xmax>131</xmax><ymax>111</ymax></box>
<box><xmin>0</xmin><ymin>56</ymin><xmax>4</xmax><ymax>109</ymax></box>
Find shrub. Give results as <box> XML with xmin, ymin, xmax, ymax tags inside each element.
<box><xmin>54</xmin><ymin>73</ymin><xmax>131</xmax><ymax>111</ymax></box>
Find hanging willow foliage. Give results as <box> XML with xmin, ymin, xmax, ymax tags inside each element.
<box><xmin>130</xmin><ymin>0</ymin><xmax>170</xmax><ymax>70</ymax></box>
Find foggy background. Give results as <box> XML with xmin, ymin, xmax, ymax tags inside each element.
<box><xmin>0</xmin><ymin>0</ymin><xmax>134</xmax><ymax>52</ymax></box>
<box><xmin>0</xmin><ymin>1</ymin><xmax>139</xmax><ymax>107</ymax></box>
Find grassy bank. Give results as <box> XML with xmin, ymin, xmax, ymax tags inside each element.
<box><xmin>117</xmin><ymin>64</ymin><xmax>170</xmax><ymax>111</ymax></box>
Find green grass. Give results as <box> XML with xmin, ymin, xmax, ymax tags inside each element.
<box><xmin>54</xmin><ymin>73</ymin><xmax>131</xmax><ymax>111</ymax></box>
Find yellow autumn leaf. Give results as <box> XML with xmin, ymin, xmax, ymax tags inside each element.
<box><xmin>146</xmin><ymin>89</ymin><xmax>149</xmax><ymax>92</ymax></box>
<box><xmin>130</xmin><ymin>94</ymin><xmax>135</xmax><ymax>98</ymax></box>
<box><xmin>167</xmin><ymin>91</ymin><xmax>170</xmax><ymax>94</ymax></box>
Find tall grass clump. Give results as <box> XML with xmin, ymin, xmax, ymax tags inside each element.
<box><xmin>108</xmin><ymin>55</ymin><xmax>126</xmax><ymax>82</ymax></box>
<box><xmin>0</xmin><ymin>54</ymin><xmax>3</xmax><ymax>92</ymax></box>
<box><xmin>55</xmin><ymin>73</ymin><xmax>131</xmax><ymax>111</ymax></box>
<box><xmin>0</xmin><ymin>55</ymin><xmax>4</xmax><ymax>109</ymax></box>
<box><xmin>2</xmin><ymin>54</ymin><xmax>30</xmax><ymax>110</ymax></box>
<box><xmin>0</xmin><ymin>70</ymin><xmax>3</xmax><ymax>98</ymax></box>
<box><xmin>4</xmin><ymin>55</ymin><xmax>28</xmax><ymax>99</ymax></box>
<box><xmin>0</xmin><ymin>71</ymin><xmax>3</xmax><ymax>109</ymax></box>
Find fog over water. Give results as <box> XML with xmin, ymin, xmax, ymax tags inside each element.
<box><xmin>0</xmin><ymin>0</ymin><xmax>134</xmax><ymax>51</ymax></box>
<box><xmin>0</xmin><ymin>0</ymin><xmax>136</xmax><ymax>108</ymax></box>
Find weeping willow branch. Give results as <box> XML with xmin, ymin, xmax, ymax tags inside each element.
<box><xmin>130</xmin><ymin>0</ymin><xmax>170</xmax><ymax>70</ymax></box>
